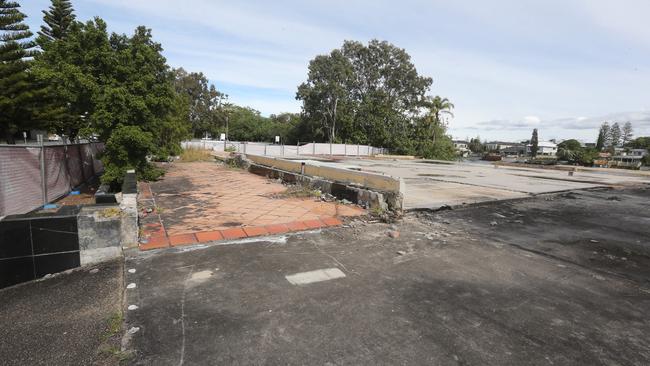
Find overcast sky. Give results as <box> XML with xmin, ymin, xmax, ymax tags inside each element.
<box><xmin>20</xmin><ymin>0</ymin><xmax>650</xmax><ymax>142</ymax></box>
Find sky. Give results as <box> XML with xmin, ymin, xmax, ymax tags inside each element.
<box><xmin>19</xmin><ymin>0</ymin><xmax>650</xmax><ymax>143</ymax></box>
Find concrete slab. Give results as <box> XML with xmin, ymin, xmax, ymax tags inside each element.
<box><xmin>0</xmin><ymin>260</ymin><xmax>125</xmax><ymax>365</ymax></box>
<box><xmin>309</xmin><ymin>159</ymin><xmax>650</xmax><ymax>209</ymax></box>
<box><xmin>122</xmin><ymin>187</ymin><xmax>650</xmax><ymax>365</ymax></box>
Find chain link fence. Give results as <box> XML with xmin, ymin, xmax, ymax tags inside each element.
<box><xmin>0</xmin><ymin>141</ymin><xmax>104</xmax><ymax>217</ymax></box>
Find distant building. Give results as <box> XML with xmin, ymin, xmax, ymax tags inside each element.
<box><xmin>610</xmin><ymin>148</ymin><xmax>648</xmax><ymax>169</ymax></box>
<box><xmin>452</xmin><ymin>140</ymin><xmax>470</xmax><ymax>157</ymax></box>
<box><xmin>485</xmin><ymin>141</ymin><xmax>515</xmax><ymax>152</ymax></box>
<box><xmin>501</xmin><ymin>144</ymin><xmax>527</xmax><ymax>157</ymax></box>
<box><xmin>527</xmin><ymin>141</ymin><xmax>557</xmax><ymax>156</ymax></box>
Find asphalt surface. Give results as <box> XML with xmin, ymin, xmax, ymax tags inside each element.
<box><xmin>0</xmin><ymin>259</ymin><xmax>124</xmax><ymax>366</ymax></box>
<box><xmin>124</xmin><ymin>187</ymin><xmax>650</xmax><ymax>365</ymax></box>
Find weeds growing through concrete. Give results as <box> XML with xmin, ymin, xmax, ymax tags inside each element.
<box><xmin>98</xmin><ymin>311</ymin><xmax>133</xmax><ymax>363</ymax></box>
<box><xmin>275</xmin><ymin>185</ymin><xmax>322</xmax><ymax>199</ymax></box>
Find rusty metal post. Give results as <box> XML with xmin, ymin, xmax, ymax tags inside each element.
<box><xmin>38</xmin><ymin>135</ymin><xmax>47</xmax><ymax>206</ymax></box>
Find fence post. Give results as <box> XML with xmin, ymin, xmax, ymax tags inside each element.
<box><xmin>264</xmin><ymin>144</ymin><xmax>267</xmax><ymax>156</ymax></box>
<box><xmin>243</xmin><ymin>141</ymin><xmax>247</xmax><ymax>154</ymax></box>
<box><xmin>329</xmin><ymin>141</ymin><xmax>332</xmax><ymax>157</ymax></box>
<box><xmin>297</xmin><ymin>141</ymin><xmax>300</xmax><ymax>156</ymax></box>
<box><xmin>344</xmin><ymin>142</ymin><xmax>347</xmax><ymax>156</ymax></box>
<box><xmin>282</xmin><ymin>143</ymin><xmax>285</xmax><ymax>156</ymax></box>
<box><xmin>313</xmin><ymin>142</ymin><xmax>315</xmax><ymax>155</ymax></box>
<box><xmin>357</xmin><ymin>144</ymin><xmax>360</xmax><ymax>157</ymax></box>
<box><xmin>38</xmin><ymin>135</ymin><xmax>48</xmax><ymax>207</ymax></box>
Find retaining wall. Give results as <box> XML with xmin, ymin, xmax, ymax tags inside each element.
<box><xmin>236</xmin><ymin>154</ymin><xmax>404</xmax><ymax>211</ymax></box>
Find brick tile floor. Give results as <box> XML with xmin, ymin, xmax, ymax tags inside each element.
<box><xmin>137</xmin><ymin>162</ymin><xmax>365</xmax><ymax>250</ymax></box>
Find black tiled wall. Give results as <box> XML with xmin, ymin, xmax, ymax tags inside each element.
<box><xmin>0</xmin><ymin>215</ymin><xmax>80</xmax><ymax>289</ymax></box>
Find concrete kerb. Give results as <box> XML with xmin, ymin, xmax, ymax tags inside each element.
<box><xmin>232</xmin><ymin>153</ymin><xmax>404</xmax><ymax>212</ymax></box>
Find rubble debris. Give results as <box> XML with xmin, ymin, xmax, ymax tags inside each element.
<box><xmin>387</xmin><ymin>230</ymin><xmax>400</xmax><ymax>238</ymax></box>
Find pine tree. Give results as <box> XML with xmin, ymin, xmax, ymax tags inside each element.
<box><xmin>596</xmin><ymin>129</ymin><xmax>605</xmax><ymax>151</ymax></box>
<box><xmin>530</xmin><ymin>128</ymin><xmax>539</xmax><ymax>157</ymax></box>
<box><xmin>38</xmin><ymin>0</ymin><xmax>76</xmax><ymax>44</ymax></box>
<box><xmin>0</xmin><ymin>0</ymin><xmax>41</xmax><ymax>143</ymax></box>
<box><xmin>600</xmin><ymin>122</ymin><xmax>611</xmax><ymax>147</ymax></box>
<box><xmin>610</xmin><ymin>122</ymin><xmax>621</xmax><ymax>147</ymax></box>
<box><xmin>621</xmin><ymin>122</ymin><xmax>633</xmax><ymax>146</ymax></box>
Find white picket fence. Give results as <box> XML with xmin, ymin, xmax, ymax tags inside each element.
<box><xmin>182</xmin><ymin>140</ymin><xmax>388</xmax><ymax>157</ymax></box>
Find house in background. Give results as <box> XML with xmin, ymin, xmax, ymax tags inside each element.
<box><xmin>609</xmin><ymin>148</ymin><xmax>648</xmax><ymax>169</ymax></box>
<box><xmin>452</xmin><ymin>140</ymin><xmax>470</xmax><ymax>157</ymax></box>
<box><xmin>485</xmin><ymin>141</ymin><xmax>515</xmax><ymax>152</ymax></box>
<box><xmin>527</xmin><ymin>141</ymin><xmax>557</xmax><ymax>156</ymax></box>
<box><xmin>501</xmin><ymin>144</ymin><xmax>527</xmax><ymax>157</ymax></box>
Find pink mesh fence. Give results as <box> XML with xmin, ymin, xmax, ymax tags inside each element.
<box><xmin>0</xmin><ymin>142</ymin><xmax>104</xmax><ymax>216</ymax></box>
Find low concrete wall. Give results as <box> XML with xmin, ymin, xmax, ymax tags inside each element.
<box><xmin>247</xmin><ymin>155</ymin><xmax>403</xmax><ymax>193</ymax></box>
<box><xmin>242</xmin><ymin>154</ymin><xmax>404</xmax><ymax>211</ymax></box>
<box><xmin>120</xmin><ymin>170</ymin><xmax>138</xmax><ymax>248</ymax></box>
<box><xmin>77</xmin><ymin>205</ymin><xmax>123</xmax><ymax>266</ymax></box>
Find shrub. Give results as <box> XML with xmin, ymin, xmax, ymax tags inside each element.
<box><xmin>101</xmin><ymin>125</ymin><xmax>163</xmax><ymax>190</ymax></box>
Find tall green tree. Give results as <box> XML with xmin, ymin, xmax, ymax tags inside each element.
<box><xmin>0</xmin><ymin>0</ymin><xmax>50</xmax><ymax>143</ymax></box>
<box><xmin>596</xmin><ymin>128</ymin><xmax>605</xmax><ymax>150</ymax></box>
<box><xmin>530</xmin><ymin>128</ymin><xmax>539</xmax><ymax>157</ymax></box>
<box><xmin>621</xmin><ymin>122</ymin><xmax>633</xmax><ymax>146</ymax></box>
<box><xmin>610</xmin><ymin>122</ymin><xmax>621</xmax><ymax>147</ymax></box>
<box><xmin>173</xmin><ymin>68</ymin><xmax>226</xmax><ymax>138</ymax></box>
<box><xmin>33</xmin><ymin>18</ymin><xmax>111</xmax><ymax>141</ymax></box>
<box><xmin>296</xmin><ymin>40</ymin><xmax>451</xmax><ymax>157</ymax></box>
<box><xmin>296</xmin><ymin>48</ymin><xmax>352</xmax><ymax>143</ymax></box>
<box><xmin>600</xmin><ymin>122</ymin><xmax>611</xmax><ymax>148</ymax></box>
<box><xmin>37</xmin><ymin>0</ymin><xmax>76</xmax><ymax>44</ymax></box>
<box><xmin>423</xmin><ymin>95</ymin><xmax>454</xmax><ymax>145</ymax></box>
<box><xmin>92</xmin><ymin>25</ymin><xmax>190</xmax><ymax>156</ymax></box>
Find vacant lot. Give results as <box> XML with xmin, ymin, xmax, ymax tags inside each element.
<box><xmin>300</xmin><ymin>158</ymin><xmax>650</xmax><ymax>209</ymax></box>
<box><xmin>124</xmin><ymin>187</ymin><xmax>650</xmax><ymax>365</ymax></box>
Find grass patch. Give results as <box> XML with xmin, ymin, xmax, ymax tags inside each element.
<box><xmin>96</xmin><ymin>310</ymin><xmax>133</xmax><ymax>364</ymax></box>
<box><xmin>98</xmin><ymin>207</ymin><xmax>122</xmax><ymax>218</ymax></box>
<box><xmin>370</xmin><ymin>205</ymin><xmax>386</xmax><ymax>217</ymax></box>
<box><xmin>103</xmin><ymin>311</ymin><xmax>123</xmax><ymax>341</ymax></box>
<box><xmin>280</xmin><ymin>185</ymin><xmax>322</xmax><ymax>199</ymax></box>
<box><xmin>179</xmin><ymin>147</ymin><xmax>214</xmax><ymax>162</ymax></box>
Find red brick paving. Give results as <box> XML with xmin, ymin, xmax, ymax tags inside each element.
<box><xmin>243</xmin><ymin>226</ymin><xmax>269</xmax><ymax>237</ymax></box>
<box><xmin>220</xmin><ymin>227</ymin><xmax>248</xmax><ymax>240</ymax></box>
<box><xmin>169</xmin><ymin>233</ymin><xmax>198</xmax><ymax>246</ymax></box>
<box><xmin>137</xmin><ymin>162</ymin><xmax>364</xmax><ymax>251</ymax></box>
<box><xmin>286</xmin><ymin>221</ymin><xmax>308</xmax><ymax>232</ymax></box>
<box><xmin>195</xmin><ymin>231</ymin><xmax>224</xmax><ymax>242</ymax></box>
<box><xmin>302</xmin><ymin>219</ymin><xmax>325</xmax><ymax>229</ymax></box>
<box><xmin>264</xmin><ymin>224</ymin><xmax>290</xmax><ymax>235</ymax></box>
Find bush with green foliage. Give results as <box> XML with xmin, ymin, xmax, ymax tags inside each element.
<box><xmin>101</xmin><ymin>125</ymin><xmax>162</xmax><ymax>190</ymax></box>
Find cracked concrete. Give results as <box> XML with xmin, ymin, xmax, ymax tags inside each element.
<box><xmin>122</xmin><ymin>187</ymin><xmax>650</xmax><ymax>365</ymax></box>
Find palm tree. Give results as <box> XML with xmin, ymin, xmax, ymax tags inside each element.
<box><xmin>425</xmin><ymin>96</ymin><xmax>455</xmax><ymax>144</ymax></box>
